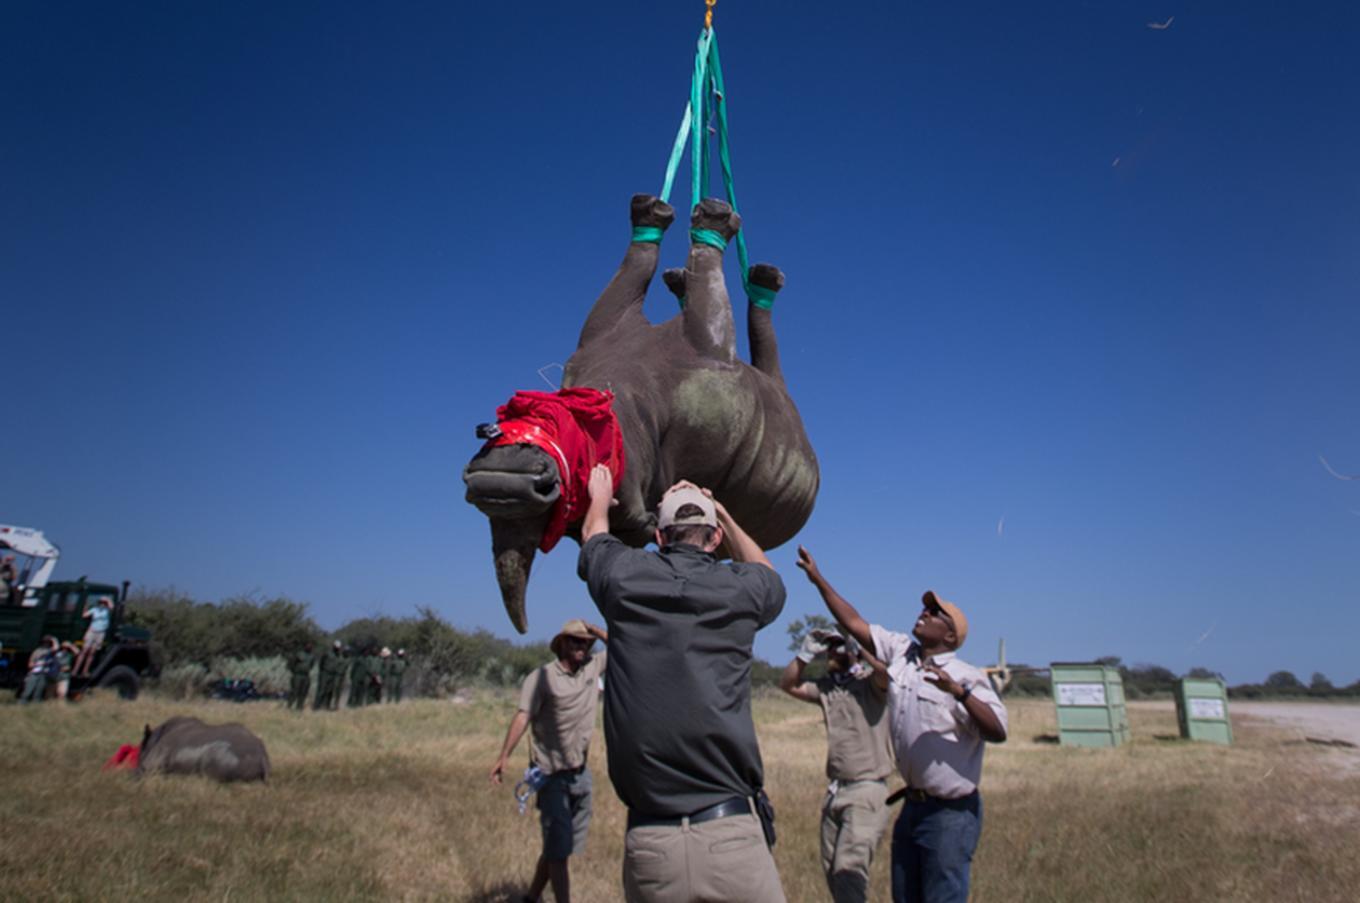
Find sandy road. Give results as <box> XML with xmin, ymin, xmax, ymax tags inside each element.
<box><xmin>1230</xmin><ymin>701</ymin><xmax>1360</xmax><ymax>746</ymax></box>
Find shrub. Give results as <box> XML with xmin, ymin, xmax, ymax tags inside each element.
<box><xmin>155</xmin><ymin>662</ymin><xmax>211</xmax><ymax>700</ymax></box>
<box><xmin>210</xmin><ymin>656</ymin><xmax>290</xmax><ymax>696</ymax></box>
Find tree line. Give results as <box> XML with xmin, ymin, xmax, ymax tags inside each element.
<box><xmin>125</xmin><ymin>588</ymin><xmax>553</xmax><ymax>697</ymax></box>
<box><xmin>126</xmin><ymin>593</ymin><xmax>1360</xmax><ymax>700</ymax></box>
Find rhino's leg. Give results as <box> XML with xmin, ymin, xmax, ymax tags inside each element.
<box><xmin>681</xmin><ymin>198</ymin><xmax>741</xmax><ymax>364</ymax></box>
<box><xmin>575</xmin><ymin>195</ymin><xmax>675</xmax><ymax>349</ymax></box>
<box><xmin>667</xmin><ymin>255</ymin><xmax>786</xmax><ymax>383</ymax></box>
<box><xmin>746</xmin><ymin>263</ymin><xmax>786</xmax><ymax>385</ymax></box>
<box><xmin>661</xmin><ymin>268</ymin><xmax>687</xmax><ymax>308</ymax></box>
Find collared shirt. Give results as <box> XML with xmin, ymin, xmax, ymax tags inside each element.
<box><xmin>578</xmin><ymin>533</ymin><xmax>786</xmax><ymax>816</ymax></box>
<box><xmin>518</xmin><ymin>651</ymin><xmax>607</xmax><ymax>774</ymax></box>
<box><xmin>810</xmin><ymin>674</ymin><xmax>895</xmax><ymax>782</ymax></box>
<box><xmin>89</xmin><ymin>606</ymin><xmax>111</xmax><ymax>632</ymax></box>
<box><xmin>870</xmin><ymin>624</ymin><xmax>1008</xmax><ymax>799</ymax></box>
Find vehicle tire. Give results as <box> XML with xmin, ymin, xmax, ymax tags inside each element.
<box><xmin>96</xmin><ymin>665</ymin><xmax>141</xmax><ymax>700</ymax></box>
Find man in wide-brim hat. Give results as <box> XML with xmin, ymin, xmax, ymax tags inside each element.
<box><xmin>491</xmin><ymin>617</ymin><xmax>608</xmax><ymax>903</ymax></box>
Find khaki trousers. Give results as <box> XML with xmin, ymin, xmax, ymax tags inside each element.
<box><xmin>623</xmin><ymin>809</ymin><xmax>785</xmax><ymax>903</ymax></box>
<box><xmin>821</xmin><ymin>780</ymin><xmax>891</xmax><ymax>903</ymax></box>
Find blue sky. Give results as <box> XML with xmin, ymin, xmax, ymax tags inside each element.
<box><xmin>4</xmin><ymin>2</ymin><xmax>1357</xmax><ymax>684</ymax></box>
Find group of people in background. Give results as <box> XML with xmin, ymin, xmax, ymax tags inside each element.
<box><xmin>286</xmin><ymin>641</ymin><xmax>409</xmax><ymax>711</ymax></box>
<box><xmin>17</xmin><ymin>596</ymin><xmax>114</xmax><ymax>704</ymax></box>
<box><xmin>491</xmin><ymin>468</ymin><xmax>1009</xmax><ymax>903</ymax></box>
<box><xmin>19</xmin><ymin>635</ymin><xmax>76</xmax><ymax>703</ymax></box>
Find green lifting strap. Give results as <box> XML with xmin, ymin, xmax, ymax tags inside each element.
<box><xmin>690</xmin><ymin>228</ymin><xmax>727</xmax><ymax>250</ymax></box>
<box><xmin>657</xmin><ymin>27</ymin><xmax>762</xmax><ymax>306</ymax></box>
<box><xmin>632</xmin><ymin>226</ymin><xmax>664</xmax><ymax>244</ymax></box>
<box><xmin>706</xmin><ymin>34</ymin><xmax>752</xmax><ymax>297</ymax></box>
<box><xmin>747</xmin><ymin>283</ymin><xmax>777</xmax><ymax>310</ymax></box>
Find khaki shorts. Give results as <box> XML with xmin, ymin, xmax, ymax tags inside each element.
<box><xmin>83</xmin><ymin>629</ymin><xmax>106</xmax><ymax>650</ymax></box>
<box><xmin>623</xmin><ymin>807</ymin><xmax>785</xmax><ymax>903</ymax></box>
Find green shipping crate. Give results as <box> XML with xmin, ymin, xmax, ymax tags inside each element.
<box><xmin>1050</xmin><ymin>662</ymin><xmax>1131</xmax><ymax>747</ymax></box>
<box><xmin>1175</xmin><ymin>677</ymin><xmax>1233</xmax><ymax>745</ymax></box>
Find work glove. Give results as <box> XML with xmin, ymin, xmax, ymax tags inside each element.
<box><xmin>797</xmin><ymin>630</ymin><xmax>831</xmax><ymax>663</ymax></box>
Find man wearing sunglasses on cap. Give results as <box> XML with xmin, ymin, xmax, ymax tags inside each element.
<box><xmin>797</xmin><ymin>546</ymin><xmax>1007</xmax><ymax>903</ymax></box>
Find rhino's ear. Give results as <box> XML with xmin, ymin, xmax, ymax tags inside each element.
<box><xmin>142</xmin><ymin>724</ymin><xmax>152</xmax><ymax>744</ymax></box>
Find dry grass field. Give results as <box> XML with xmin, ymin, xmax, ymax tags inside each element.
<box><xmin>2</xmin><ymin>691</ymin><xmax>1357</xmax><ymax>902</ymax></box>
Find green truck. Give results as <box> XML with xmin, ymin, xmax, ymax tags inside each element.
<box><xmin>1</xmin><ymin>579</ymin><xmax>155</xmax><ymax>699</ymax></box>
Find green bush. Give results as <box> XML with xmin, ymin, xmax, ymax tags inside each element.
<box><xmin>155</xmin><ymin>662</ymin><xmax>210</xmax><ymax>700</ymax></box>
<box><xmin>211</xmin><ymin>656</ymin><xmax>290</xmax><ymax>696</ymax></box>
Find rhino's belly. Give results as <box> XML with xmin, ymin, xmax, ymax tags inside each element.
<box><xmin>663</xmin><ymin>368</ymin><xmax>819</xmax><ymax>548</ymax></box>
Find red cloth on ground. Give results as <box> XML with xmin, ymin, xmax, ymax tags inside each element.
<box><xmin>103</xmin><ymin>744</ymin><xmax>140</xmax><ymax>770</ymax></box>
<box><xmin>485</xmin><ymin>388</ymin><xmax>625</xmax><ymax>552</ymax></box>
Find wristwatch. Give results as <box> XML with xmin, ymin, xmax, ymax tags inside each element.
<box><xmin>957</xmin><ymin>684</ymin><xmax>973</xmax><ymax>703</ymax></box>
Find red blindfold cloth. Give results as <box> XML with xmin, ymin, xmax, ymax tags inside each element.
<box><xmin>484</xmin><ymin>388</ymin><xmax>625</xmax><ymax>552</ymax></box>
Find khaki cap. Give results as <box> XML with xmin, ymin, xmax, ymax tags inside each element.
<box><xmin>657</xmin><ymin>487</ymin><xmax>717</xmax><ymax>529</ymax></box>
<box><xmin>550</xmin><ymin>619</ymin><xmax>595</xmax><ymax>656</ymax></box>
<box><xmin>922</xmin><ymin>590</ymin><xmax>968</xmax><ymax>651</ymax></box>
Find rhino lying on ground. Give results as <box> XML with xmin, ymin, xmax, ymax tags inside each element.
<box><xmin>137</xmin><ymin>716</ymin><xmax>270</xmax><ymax>783</ymax></box>
<box><xmin>464</xmin><ymin>195</ymin><xmax>819</xmax><ymax>631</ymax></box>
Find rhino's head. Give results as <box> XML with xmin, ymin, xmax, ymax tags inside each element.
<box><xmin>462</xmin><ymin>442</ymin><xmax>561</xmax><ymax>633</ymax></box>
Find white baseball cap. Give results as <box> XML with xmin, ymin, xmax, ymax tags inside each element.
<box><xmin>657</xmin><ymin>488</ymin><xmax>717</xmax><ymax>529</ymax></box>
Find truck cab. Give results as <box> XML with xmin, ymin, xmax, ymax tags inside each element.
<box><xmin>0</xmin><ymin>580</ymin><xmax>154</xmax><ymax>698</ymax></box>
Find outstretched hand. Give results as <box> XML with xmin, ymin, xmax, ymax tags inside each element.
<box><xmin>796</xmin><ymin>545</ymin><xmax>822</xmax><ymax>582</ymax></box>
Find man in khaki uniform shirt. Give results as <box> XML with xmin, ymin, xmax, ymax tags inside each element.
<box><xmin>781</xmin><ymin>630</ymin><xmax>895</xmax><ymax>902</ymax></box>
<box><xmin>491</xmin><ymin>618</ymin><xmax>608</xmax><ymax>903</ymax></box>
<box><xmin>798</xmin><ymin>547</ymin><xmax>1008</xmax><ymax>903</ymax></box>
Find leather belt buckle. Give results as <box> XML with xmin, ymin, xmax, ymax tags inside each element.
<box><xmin>627</xmin><ymin>796</ymin><xmax>749</xmax><ymax>830</ymax></box>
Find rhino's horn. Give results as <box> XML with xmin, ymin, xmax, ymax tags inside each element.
<box><xmin>490</xmin><ymin>517</ymin><xmax>545</xmax><ymax>634</ymax></box>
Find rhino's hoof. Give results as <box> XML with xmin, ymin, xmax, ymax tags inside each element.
<box><xmin>691</xmin><ymin>197</ymin><xmax>742</xmax><ymax>241</ymax></box>
<box><xmin>631</xmin><ymin>194</ymin><xmax>675</xmax><ymax>230</ymax></box>
<box><xmin>662</xmin><ymin>268</ymin><xmax>687</xmax><ymax>299</ymax></box>
<box><xmin>748</xmin><ymin>263</ymin><xmax>785</xmax><ymax>293</ymax></box>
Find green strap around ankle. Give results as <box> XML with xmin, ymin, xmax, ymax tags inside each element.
<box><xmin>631</xmin><ymin>226</ymin><xmax>664</xmax><ymax>244</ymax></box>
<box><xmin>690</xmin><ymin>228</ymin><xmax>727</xmax><ymax>250</ymax></box>
<box><xmin>747</xmin><ymin>283</ymin><xmax>777</xmax><ymax>310</ymax></box>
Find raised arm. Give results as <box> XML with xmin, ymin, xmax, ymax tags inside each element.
<box><xmin>711</xmin><ymin>496</ymin><xmax>772</xmax><ymax>569</ymax></box>
<box><xmin>796</xmin><ymin>546</ymin><xmax>875</xmax><ymax>656</ymax></box>
<box><xmin>582</xmin><ymin>464</ymin><xmax>617</xmax><ymax>542</ymax></box>
<box><xmin>586</xmin><ymin>621</ymin><xmax>608</xmax><ymax>644</ymax></box>
<box><xmin>779</xmin><ymin>633</ymin><xmax>830</xmax><ymax>704</ymax></box>
<box><xmin>858</xmin><ymin>643</ymin><xmax>890</xmax><ymax>694</ymax></box>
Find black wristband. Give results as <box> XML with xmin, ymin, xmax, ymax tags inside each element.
<box><xmin>958</xmin><ymin>685</ymin><xmax>973</xmax><ymax>703</ymax></box>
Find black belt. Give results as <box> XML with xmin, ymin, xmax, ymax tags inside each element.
<box><xmin>881</xmin><ymin>788</ymin><xmax>979</xmax><ymax>805</ymax></box>
<box><xmin>900</xmin><ymin>788</ymin><xmax>977</xmax><ymax>806</ymax></box>
<box><xmin>627</xmin><ymin>796</ymin><xmax>750</xmax><ymax>829</ymax></box>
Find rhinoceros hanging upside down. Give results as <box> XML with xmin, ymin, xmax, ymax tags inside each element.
<box><xmin>464</xmin><ymin>195</ymin><xmax>819</xmax><ymax>632</ymax></box>
<box><xmin>137</xmin><ymin>716</ymin><xmax>270</xmax><ymax>783</ymax></box>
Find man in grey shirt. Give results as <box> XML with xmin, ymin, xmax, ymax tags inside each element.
<box><xmin>578</xmin><ymin>464</ymin><xmax>787</xmax><ymax>903</ymax></box>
